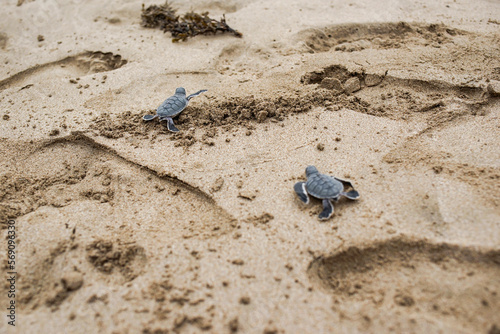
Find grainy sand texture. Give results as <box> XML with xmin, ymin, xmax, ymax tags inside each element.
<box><xmin>1</xmin><ymin>0</ymin><xmax>500</xmax><ymax>333</ymax></box>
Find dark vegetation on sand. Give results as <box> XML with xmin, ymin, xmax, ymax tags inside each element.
<box><xmin>141</xmin><ymin>1</ymin><xmax>242</xmax><ymax>42</ymax></box>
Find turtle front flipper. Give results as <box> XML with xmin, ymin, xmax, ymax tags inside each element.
<box><xmin>186</xmin><ymin>89</ymin><xmax>208</xmax><ymax>101</ymax></box>
<box><xmin>165</xmin><ymin>117</ymin><xmax>180</xmax><ymax>132</ymax></box>
<box><xmin>342</xmin><ymin>190</ymin><xmax>360</xmax><ymax>200</ymax></box>
<box><xmin>294</xmin><ymin>182</ymin><xmax>309</xmax><ymax>204</ymax></box>
<box><xmin>319</xmin><ymin>199</ymin><xmax>334</xmax><ymax>220</ymax></box>
<box><xmin>335</xmin><ymin>177</ymin><xmax>360</xmax><ymax>200</ymax></box>
<box><xmin>143</xmin><ymin>114</ymin><xmax>158</xmax><ymax>121</ymax></box>
<box><xmin>333</xmin><ymin>177</ymin><xmax>355</xmax><ymax>189</ymax></box>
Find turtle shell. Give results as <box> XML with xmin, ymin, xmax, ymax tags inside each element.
<box><xmin>306</xmin><ymin>173</ymin><xmax>343</xmax><ymax>199</ymax></box>
<box><xmin>157</xmin><ymin>94</ymin><xmax>188</xmax><ymax>117</ymax></box>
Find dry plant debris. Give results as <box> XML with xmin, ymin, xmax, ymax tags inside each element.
<box><xmin>141</xmin><ymin>1</ymin><xmax>242</xmax><ymax>42</ymax></box>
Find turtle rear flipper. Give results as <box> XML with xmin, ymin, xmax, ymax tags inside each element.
<box><xmin>319</xmin><ymin>199</ymin><xmax>334</xmax><ymax>220</ymax></box>
<box><xmin>143</xmin><ymin>114</ymin><xmax>158</xmax><ymax>121</ymax></box>
<box><xmin>342</xmin><ymin>190</ymin><xmax>360</xmax><ymax>200</ymax></box>
<box><xmin>166</xmin><ymin>118</ymin><xmax>180</xmax><ymax>132</ymax></box>
<box><xmin>294</xmin><ymin>182</ymin><xmax>309</xmax><ymax>204</ymax></box>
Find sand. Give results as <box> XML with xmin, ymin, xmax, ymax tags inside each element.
<box><xmin>1</xmin><ymin>0</ymin><xmax>500</xmax><ymax>333</ymax></box>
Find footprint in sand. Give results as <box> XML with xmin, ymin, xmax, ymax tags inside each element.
<box><xmin>298</xmin><ymin>21</ymin><xmax>498</xmax><ymax>123</ymax></box>
<box><xmin>301</xmin><ymin>63</ymin><xmax>487</xmax><ymax>121</ymax></box>
<box><xmin>0</xmin><ymin>51</ymin><xmax>127</xmax><ymax>92</ymax></box>
<box><xmin>296</xmin><ymin>22</ymin><xmax>463</xmax><ymax>53</ymax></box>
<box><xmin>1</xmin><ymin>134</ymin><xmax>235</xmax><ymax>238</ymax></box>
<box><xmin>0</xmin><ymin>32</ymin><xmax>7</xmax><ymax>50</ymax></box>
<box><xmin>308</xmin><ymin>238</ymin><xmax>500</xmax><ymax>333</ymax></box>
<box><xmin>3</xmin><ymin>134</ymin><xmax>235</xmax><ymax>309</ymax></box>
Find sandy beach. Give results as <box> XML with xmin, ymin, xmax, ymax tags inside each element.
<box><xmin>1</xmin><ymin>0</ymin><xmax>499</xmax><ymax>333</ymax></box>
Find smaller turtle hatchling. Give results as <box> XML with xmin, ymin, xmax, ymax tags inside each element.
<box><xmin>294</xmin><ymin>165</ymin><xmax>360</xmax><ymax>220</ymax></box>
<box><xmin>143</xmin><ymin>87</ymin><xmax>207</xmax><ymax>132</ymax></box>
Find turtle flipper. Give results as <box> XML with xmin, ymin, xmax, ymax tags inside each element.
<box><xmin>294</xmin><ymin>182</ymin><xmax>309</xmax><ymax>204</ymax></box>
<box><xmin>342</xmin><ymin>190</ymin><xmax>360</xmax><ymax>200</ymax></box>
<box><xmin>333</xmin><ymin>177</ymin><xmax>355</xmax><ymax>189</ymax></box>
<box><xmin>166</xmin><ymin>117</ymin><xmax>180</xmax><ymax>132</ymax></box>
<box><xmin>334</xmin><ymin>177</ymin><xmax>360</xmax><ymax>200</ymax></box>
<box><xmin>186</xmin><ymin>89</ymin><xmax>207</xmax><ymax>101</ymax></box>
<box><xmin>143</xmin><ymin>114</ymin><xmax>158</xmax><ymax>121</ymax></box>
<box><xmin>319</xmin><ymin>199</ymin><xmax>334</xmax><ymax>220</ymax></box>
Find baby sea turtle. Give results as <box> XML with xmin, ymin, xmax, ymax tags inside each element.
<box><xmin>143</xmin><ymin>87</ymin><xmax>207</xmax><ymax>132</ymax></box>
<box><xmin>294</xmin><ymin>165</ymin><xmax>360</xmax><ymax>220</ymax></box>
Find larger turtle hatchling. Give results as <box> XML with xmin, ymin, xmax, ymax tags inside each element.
<box><xmin>143</xmin><ymin>87</ymin><xmax>207</xmax><ymax>132</ymax></box>
<box><xmin>294</xmin><ymin>165</ymin><xmax>360</xmax><ymax>220</ymax></box>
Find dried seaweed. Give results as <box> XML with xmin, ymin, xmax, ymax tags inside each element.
<box><xmin>141</xmin><ymin>2</ymin><xmax>242</xmax><ymax>42</ymax></box>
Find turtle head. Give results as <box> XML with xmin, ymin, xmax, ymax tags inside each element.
<box><xmin>305</xmin><ymin>165</ymin><xmax>319</xmax><ymax>177</ymax></box>
<box><xmin>175</xmin><ymin>87</ymin><xmax>186</xmax><ymax>95</ymax></box>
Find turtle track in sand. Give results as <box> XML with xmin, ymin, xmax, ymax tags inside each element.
<box><xmin>0</xmin><ymin>51</ymin><xmax>127</xmax><ymax>92</ymax></box>
<box><xmin>308</xmin><ymin>237</ymin><xmax>500</xmax><ymax>333</ymax></box>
